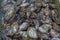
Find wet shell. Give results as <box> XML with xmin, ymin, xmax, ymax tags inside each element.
<box><xmin>30</xmin><ymin>12</ymin><xmax>37</xmax><ymax>19</ymax></box>
<box><xmin>27</xmin><ymin>27</ymin><xmax>38</xmax><ymax>38</ymax></box>
<box><xmin>51</xmin><ymin>38</ymin><xmax>60</xmax><ymax>40</ymax></box>
<box><xmin>59</xmin><ymin>0</ymin><xmax>60</xmax><ymax>3</ymax></box>
<box><xmin>39</xmin><ymin>24</ymin><xmax>52</xmax><ymax>33</ymax></box>
<box><xmin>1</xmin><ymin>0</ymin><xmax>15</xmax><ymax>7</ymax></box>
<box><xmin>39</xmin><ymin>27</ymin><xmax>47</xmax><ymax>33</ymax></box>
<box><xmin>20</xmin><ymin>3</ymin><xmax>29</xmax><ymax>7</ymax></box>
<box><xmin>11</xmin><ymin>22</ymin><xmax>19</xmax><ymax>34</ymax></box>
<box><xmin>53</xmin><ymin>23</ymin><xmax>60</xmax><ymax>32</ymax></box>
<box><xmin>19</xmin><ymin>31</ymin><xmax>28</xmax><ymax>38</ymax></box>
<box><xmin>41</xmin><ymin>34</ymin><xmax>49</xmax><ymax>39</ymax></box>
<box><xmin>41</xmin><ymin>16</ymin><xmax>52</xmax><ymax>24</ymax></box>
<box><xmin>19</xmin><ymin>22</ymin><xmax>28</xmax><ymax>31</ymax></box>
<box><xmin>35</xmin><ymin>3</ymin><xmax>42</xmax><ymax>7</ymax></box>
<box><xmin>33</xmin><ymin>20</ymin><xmax>39</xmax><ymax>30</ymax></box>
<box><xmin>43</xmin><ymin>0</ymin><xmax>50</xmax><ymax>3</ymax></box>
<box><xmin>50</xmin><ymin>29</ymin><xmax>59</xmax><ymax>38</ymax></box>
<box><xmin>3</xmin><ymin>4</ymin><xmax>14</xmax><ymax>20</ymax></box>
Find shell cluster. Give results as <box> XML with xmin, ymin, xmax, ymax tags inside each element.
<box><xmin>2</xmin><ymin>0</ymin><xmax>60</xmax><ymax>40</ymax></box>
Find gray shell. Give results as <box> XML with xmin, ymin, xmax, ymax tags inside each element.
<box><xmin>27</xmin><ymin>27</ymin><xmax>38</xmax><ymax>38</ymax></box>
<box><xmin>19</xmin><ymin>22</ymin><xmax>28</xmax><ymax>31</ymax></box>
<box><xmin>39</xmin><ymin>24</ymin><xmax>52</xmax><ymax>33</ymax></box>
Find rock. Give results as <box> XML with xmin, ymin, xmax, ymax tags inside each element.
<box><xmin>27</xmin><ymin>27</ymin><xmax>38</xmax><ymax>38</ymax></box>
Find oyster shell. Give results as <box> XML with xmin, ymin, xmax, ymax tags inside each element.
<box><xmin>11</xmin><ymin>22</ymin><xmax>19</xmax><ymax>33</ymax></box>
<box><xmin>51</xmin><ymin>38</ymin><xmax>60</xmax><ymax>40</ymax></box>
<box><xmin>39</xmin><ymin>24</ymin><xmax>52</xmax><ymax>33</ymax></box>
<box><xmin>41</xmin><ymin>34</ymin><xmax>49</xmax><ymax>39</ymax></box>
<box><xmin>3</xmin><ymin>4</ymin><xmax>14</xmax><ymax>20</ymax></box>
<box><xmin>19</xmin><ymin>22</ymin><xmax>28</xmax><ymax>31</ymax></box>
<box><xmin>53</xmin><ymin>23</ymin><xmax>60</xmax><ymax>32</ymax></box>
<box><xmin>50</xmin><ymin>29</ymin><xmax>59</xmax><ymax>38</ymax></box>
<box><xmin>19</xmin><ymin>31</ymin><xmax>28</xmax><ymax>38</ymax></box>
<box><xmin>27</xmin><ymin>27</ymin><xmax>38</xmax><ymax>38</ymax></box>
<box><xmin>33</xmin><ymin>20</ymin><xmax>39</xmax><ymax>30</ymax></box>
<box><xmin>6</xmin><ymin>22</ymin><xmax>19</xmax><ymax>36</ymax></box>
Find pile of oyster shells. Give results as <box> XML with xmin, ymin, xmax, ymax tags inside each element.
<box><xmin>2</xmin><ymin>0</ymin><xmax>60</xmax><ymax>40</ymax></box>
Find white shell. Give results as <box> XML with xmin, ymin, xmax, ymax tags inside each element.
<box><xmin>39</xmin><ymin>24</ymin><xmax>52</xmax><ymax>33</ymax></box>
<box><xmin>19</xmin><ymin>31</ymin><xmax>28</xmax><ymax>38</ymax></box>
<box><xmin>19</xmin><ymin>22</ymin><xmax>28</xmax><ymax>31</ymax></box>
<box><xmin>4</xmin><ymin>4</ymin><xmax>14</xmax><ymax>20</ymax></box>
<box><xmin>27</xmin><ymin>27</ymin><xmax>38</xmax><ymax>38</ymax></box>
<box><xmin>20</xmin><ymin>3</ymin><xmax>29</xmax><ymax>7</ymax></box>
<box><xmin>39</xmin><ymin>27</ymin><xmax>47</xmax><ymax>33</ymax></box>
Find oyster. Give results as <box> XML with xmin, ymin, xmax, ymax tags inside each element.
<box><xmin>43</xmin><ymin>0</ymin><xmax>50</xmax><ymax>3</ymax></box>
<box><xmin>39</xmin><ymin>24</ymin><xmax>52</xmax><ymax>33</ymax></box>
<box><xmin>41</xmin><ymin>34</ymin><xmax>49</xmax><ymax>39</ymax></box>
<box><xmin>3</xmin><ymin>4</ymin><xmax>14</xmax><ymax>20</ymax></box>
<box><xmin>53</xmin><ymin>23</ymin><xmax>60</xmax><ymax>32</ymax></box>
<box><xmin>6</xmin><ymin>22</ymin><xmax>19</xmax><ymax>36</ymax></box>
<box><xmin>50</xmin><ymin>29</ymin><xmax>59</xmax><ymax>38</ymax></box>
<box><xmin>51</xmin><ymin>38</ymin><xmax>60</xmax><ymax>40</ymax></box>
<box><xmin>39</xmin><ymin>27</ymin><xmax>47</xmax><ymax>33</ymax></box>
<box><xmin>20</xmin><ymin>3</ymin><xmax>29</xmax><ymax>7</ymax></box>
<box><xmin>33</xmin><ymin>20</ymin><xmax>39</xmax><ymax>30</ymax></box>
<box><xmin>1</xmin><ymin>0</ymin><xmax>15</xmax><ymax>7</ymax></box>
<box><xmin>19</xmin><ymin>31</ymin><xmax>28</xmax><ymax>38</ymax></box>
<box><xmin>2</xmin><ymin>0</ymin><xmax>60</xmax><ymax>40</ymax></box>
<box><xmin>27</xmin><ymin>27</ymin><xmax>38</xmax><ymax>38</ymax></box>
<box><xmin>19</xmin><ymin>22</ymin><xmax>28</xmax><ymax>31</ymax></box>
<box><xmin>11</xmin><ymin>22</ymin><xmax>19</xmax><ymax>33</ymax></box>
